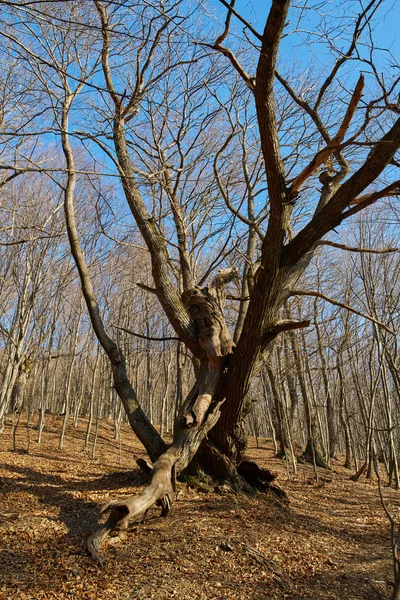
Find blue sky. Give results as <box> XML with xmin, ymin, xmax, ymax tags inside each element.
<box><xmin>207</xmin><ymin>0</ymin><xmax>399</xmax><ymax>75</ymax></box>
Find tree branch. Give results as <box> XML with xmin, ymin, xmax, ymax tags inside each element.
<box><xmin>95</xmin><ymin>1</ymin><xmax>200</xmax><ymax>356</ymax></box>
<box><xmin>288</xmin><ymin>75</ymin><xmax>364</xmax><ymax>198</ymax></box>
<box><xmin>314</xmin><ymin>0</ymin><xmax>380</xmax><ymax>111</ymax></box>
<box><xmin>113</xmin><ymin>324</ymin><xmax>180</xmax><ymax>343</ymax></box>
<box><xmin>216</xmin><ymin>0</ymin><xmax>263</xmax><ymax>41</ymax></box>
<box><xmin>282</xmin><ymin>117</ymin><xmax>400</xmax><ymax>266</ymax></box>
<box><xmin>261</xmin><ymin>319</ymin><xmax>310</xmax><ymax>345</ymax></box>
<box><xmin>201</xmin><ymin>42</ymin><xmax>255</xmax><ymax>91</ymax></box>
<box><xmin>349</xmin><ymin>180</ymin><xmax>400</xmax><ymax>206</ymax></box>
<box><xmin>317</xmin><ymin>240</ymin><xmax>399</xmax><ymax>254</ymax></box>
<box><xmin>0</xmin><ymin>233</ymin><xmax>63</xmax><ymax>246</ymax></box>
<box><xmin>61</xmin><ymin>91</ymin><xmax>165</xmax><ymax>462</ymax></box>
<box><xmin>337</xmin><ymin>180</ymin><xmax>400</xmax><ymax>222</ymax></box>
<box><xmin>273</xmin><ymin>319</ymin><xmax>311</xmax><ymax>333</ymax></box>
<box><xmin>290</xmin><ymin>290</ymin><xmax>396</xmax><ymax>335</ymax></box>
<box><xmin>136</xmin><ymin>282</ymin><xmax>157</xmax><ymax>294</ymax></box>
<box><xmin>255</xmin><ymin>0</ymin><xmax>290</xmax><ymax>221</ymax></box>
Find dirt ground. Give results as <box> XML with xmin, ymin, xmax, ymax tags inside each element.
<box><xmin>0</xmin><ymin>416</ymin><xmax>397</xmax><ymax>599</ymax></box>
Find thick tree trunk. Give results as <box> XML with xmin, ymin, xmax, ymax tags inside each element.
<box><xmin>88</xmin><ymin>271</ymin><xmax>241</xmax><ymax>564</ymax></box>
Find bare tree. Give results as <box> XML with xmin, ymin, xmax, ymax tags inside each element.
<box><xmin>0</xmin><ymin>0</ymin><xmax>398</xmax><ymax>566</ymax></box>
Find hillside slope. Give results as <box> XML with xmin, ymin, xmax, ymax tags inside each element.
<box><xmin>0</xmin><ymin>417</ymin><xmax>396</xmax><ymax>599</ymax></box>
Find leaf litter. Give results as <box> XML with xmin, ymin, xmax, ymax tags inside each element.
<box><xmin>0</xmin><ymin>416</ymin><xmax>397</xmax><ymax>599</ymax></box>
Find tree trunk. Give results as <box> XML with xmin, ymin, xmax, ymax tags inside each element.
<box><xmin>265</xmin><ymin>361</ymin><xmax>287</xmax><ymax>458</ymax></box>
<box><xmin>84</xmin><ymin>347</ymin><xmax>100</xmax><ymax>453</ymax></box>
<box><xmin>88</xmin><ymin>270</ymin><xmax>242</xmax><ymax>565</ymax></box>
<box><xmin>314</xmin><ymin>301</ymin><xmax>336</xmax><ymax>459</ymax></box>
<box><xmin>337</xmin><ymin>360</ymin><xmax>352</xmax><ymax>469</ymax></box>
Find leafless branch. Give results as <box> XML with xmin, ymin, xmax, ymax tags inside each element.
<box><xmin>288</xmin><ymin>75</ymin><xmax>364</xmax><ymax>198</ymax></box>
<box><xmin>317</xmin><ymin>240</ymin><xmax>399</xmax><ymax>254</ymax></box>
<box><xmin>290</xmin><ymin>289</ymin><xmax>396</xmax><ymax>335</ymax></box>
<box><xmin>113</xmin><ymin>324</ymin><xmax>180</xmax><ymax>343</ymax></box>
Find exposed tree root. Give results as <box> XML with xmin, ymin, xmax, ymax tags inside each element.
<box><xmin>196</xmin><ymin>441</ymin><xmax>288</xmax><ymax>500</ymax></box>
<box><xmin>237</xmin><ymin>460</ymin><xmax>287</xmax><ymax>501</ymax></box>
<box><xmin>88</xmin><ymin>450</ymin><xmax>178</xmax><ymax>565</ymax></box>
<box><xmin>87</xmin><ymin>400</ymin><xmax>223</xmax><ymax>565</ymax></box>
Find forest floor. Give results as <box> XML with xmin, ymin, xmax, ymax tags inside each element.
<box><xmin>0</xmin><ymin>416</ymin><xmax>398</xmax><ymax>600</ymax></box>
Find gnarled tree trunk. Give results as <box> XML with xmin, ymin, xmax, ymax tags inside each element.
<box><xmin>87</xmin><ymin>269</ymin><xmax>240</xmax><ymax>564</ymax></box>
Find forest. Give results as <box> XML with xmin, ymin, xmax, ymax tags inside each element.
<box><xmin>0</xmin><ymin>0</ymin><xmax>399</xmax><ymax>598</ymax></box>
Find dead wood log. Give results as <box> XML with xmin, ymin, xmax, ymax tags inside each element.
<box><xmin>350</xmin><ymin>461</ymin><xmax>367</xmax><ymax>481</ymax></box>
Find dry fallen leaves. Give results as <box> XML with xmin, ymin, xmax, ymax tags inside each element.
<box><xmin>0</xmin><ymin>415</ymin><xmax>396</xmax><ymax>599</ymax></box>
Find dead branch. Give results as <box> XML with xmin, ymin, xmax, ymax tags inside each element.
<box><xmin>87</xmin><ymin>395</ymin><xmax>224</xmax><ymax>565</ymax></box>
<box><xmin>261</xmin><ymin>319</ymin><xmax>310</xmax><ymax>346</ymax></box>
<box><xmin>349</xmin><ymin>462</ymin><xmax>367</xmax><ymax>481</ymax></box>
<box><xmin>272</xmin><ymin>319</ymin><xmax>310</xmax><ymax>334</ymax></box>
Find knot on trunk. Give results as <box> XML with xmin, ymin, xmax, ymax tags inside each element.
<box><xmin>181</xmin><ymin>269</ymin><xmax>236</xmax><ymax>428</ymax></box>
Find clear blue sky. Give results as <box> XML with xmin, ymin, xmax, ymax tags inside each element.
<box><xmin>207</xmin><ymin>0</ymin><xmax>399</xmax><ymax>76</ymax></box>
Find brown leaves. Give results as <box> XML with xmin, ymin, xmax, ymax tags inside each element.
<box><xmin>0</xmin><ymin>416</ymin><xmax>397</xmax><ymax>599</ymax></box>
